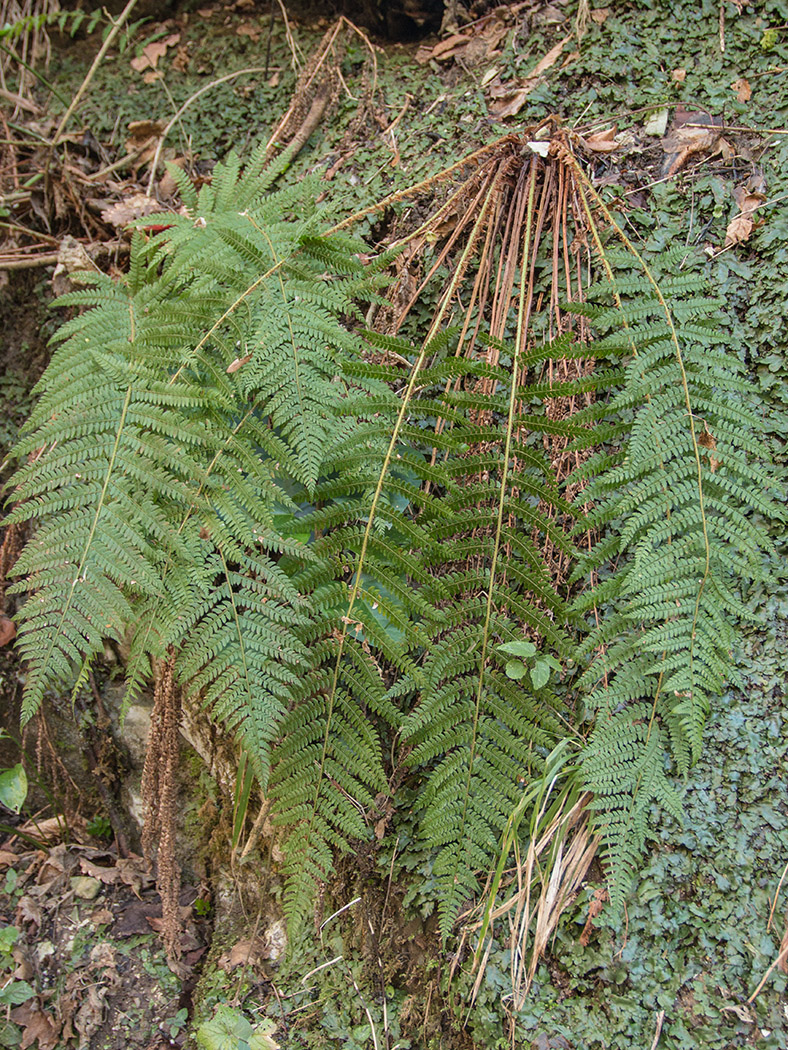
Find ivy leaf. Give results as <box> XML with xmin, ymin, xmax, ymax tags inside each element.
<box><xmin>499</xmin><ymin>640</ymin><xmax>537</xmax><ymax>659</ymax></box>
<box><xmin>196</xmin><ymin>1006</ymin><xmax>279</xmax><ymax>1050</ymax></box>
<box><xmin>0</xmin><ymin>765</ymin><xmax>27</xmax><ymax>814</ymax></box>
<box><xmin>529</xmin><ymin>660</ymin><xmax>551</xmax><ymax>690</ymax></box>
<box><xmin>505</xmin><ymin>659</ymin><xmax>527</xmax><ymax>680</ymax></box>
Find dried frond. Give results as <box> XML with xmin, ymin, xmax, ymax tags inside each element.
<box><xmin>141</xmin><ymin>647</ymin><xmax>182</xmax><ymax>961</ymax></box>
<box><xmin>265</xmin><ymin>17</ymin><xmax>379</xmax><ymax>161</ymax></box>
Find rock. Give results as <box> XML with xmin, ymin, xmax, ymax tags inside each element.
<box><xmin>70</xmin><ymin>876</ymin><xmax>102</xmax><ymax>900</ymax></box>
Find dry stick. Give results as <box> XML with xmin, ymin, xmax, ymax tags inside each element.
<box><xmin>748</xmin><ymin>940</ymin><xmax>788</xmax><ymax>1003</ymax></box>
<box><xmin>145</xmin><ymin>67</ymin><xmax>270</xmax><ymax>195</ymax></box>
<box><xmin>0</xmin><ymin>252</ymin><xmax>59</xmax><ymax>270</ymax></box>
<box><xmin>53</xmin><ymin>0</ymin><xmax>140</xmax><ymax>145</ymax></box>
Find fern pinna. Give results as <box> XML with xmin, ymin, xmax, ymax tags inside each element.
<box><xmin>3</xmin><ymin>136</ymin><xmax>778</xmax><ymax>942</ymax></box>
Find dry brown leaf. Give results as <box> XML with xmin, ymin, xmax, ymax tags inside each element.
<box><xmin>10</xmin><ymin>1004</ymin><xmax>60</xmax><ymax>1050</ymax></box>
<box><xmin>725</xmin><ymin>213</ymin><xmax>754</xmax><ymax>246</ymax></box>
<box><xmin>218</xmin><ymin>936</ymin><xmax>267</xmax><ymax>971</ymax></box>
<box><xmin>661</xmin><ymin>111</ymin><xmax>723</xmax><ymax>176</ymax></box>
<box><xmin>488</xmin><ymin>35</ymin><xmax>571</xmax><ymax>119</ymax></box>
<box><xmin>590</xmin><ymin>7</ymin><xmax>609</xmax><ymax>23</ymax></box>
<box><xmin>0</xmin><ymin>616</ymin><xmax>15</xmax><ymax>646</ymax></box>
<box><xmin>73</xmin><ymin>985</ymin><xmax>106</xmax><ymax>1045</ymax></box>
<box><xmin>0</xmin><ymin>849</ymin><xmax>18</xmax><ymax>867</ymax></box>
<box><xmin>672</xmin><ymin>67</ymin><xmax>687</xmax><ymax>82</ymax></box>
<box><xmin>579</xmin><ymin>887</ymin><xmax>607</xmax><ymax>946</ymax></box>
<box><xmin>101</xmin><ymin>194</ymin><xmax>164</xmax><ymax>228</ymax></box>
<box><xmin>79</xmin><ymin>858</ymin><xmax>121</xmax><ymax>884</ymax></box>
<box><xmin>130</xmin><ymin>33</ymin><xmax>181</xmax><ymax>74</ymax></box>
<box><xmin>197</xmin><ymin>5</ymin><xmax>214</xmax><ymax>15</ymax></box>
<box><xmin>236</xmin><ymin>21</ymin><xmax>261</xmax><ymax>41</ymax></box>
<box><xmin>172</xmin><ymin>45</ymin><xmax>190</xmax><ymax>72</ymax></box>
<box><xmin>432</xmin><ymin>32</ymin><xmax>469</xmax><ymax>60</ymax></box>
<box><xmin>582</xmin><ymin>126</ymin><xmax>619</xmax><ymax>152</ymax></box>
<box><xmin>725</xmin><ymin>177</ymin><xmax>766</xmax><ymax>247</ymax></box>
<box><xmin>226</xmin><ymin>353</ymin><xmax>252</xmax><ymax>373</ymax></box>
<box><xmin>15</xmin><ymin>895</ymin><xmax>43</xmax><ymax>927</ymax></box>
<box><xmin>268</xmin><ymin>70</ymin><xmax>280</xmax><ymax>87</ymax></box>
<box><xmin>731</xmin><ymin>76</ymin><xmax>752</xmax><ymax>102</ymax></box>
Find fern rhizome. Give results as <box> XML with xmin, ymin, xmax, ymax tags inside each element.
<box><xmin>2</xmin><ymin>128</ymin><xmax>777</xmax><ymax>967</ymax></box>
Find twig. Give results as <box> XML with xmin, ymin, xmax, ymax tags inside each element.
<box><xmin>649</xmin><ymin>1009</ymin><xmax>665</xmax><ymax>1050</ymax></box>
<box><xmin>53</xmin><ymin>0</ymin><xmax>140</xmax><ymax>144</ymax></box>
<box><xmin>0</xmin><ymin>220</ymin><xmax>59</xmax><ymax>244</ymax></box>
<box><xmin>0</xmin><ymin>252</ymin><xmax>59</xmax><ymax>270</ymax></box>
<box><xmin>0</xmin><ymin>84</ymin><xmax>39</xmax><ymax>113</ymax></box>
<box><xmin>82</xmin><ymin>145</ymin><xmax>147</xmax><ymax>182</ymax></box>
<box><xmin>145</xmin><ymin>66</ymin><xmax>269</xmax><ymax>195</ymax></box>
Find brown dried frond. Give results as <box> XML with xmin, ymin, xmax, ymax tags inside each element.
<box><xmin>0</xmin><ymin>521</ymin><xmax>24</xmax><ymax>612</ymax></box>
<box><xmin>266</xmin><ymin>18</ymin><xmax>378</xmax><ymax>162</ymax></box>
<box><xmin>141</xmin><ymin>647</ymin><xmax>182</xmax><ymax>961</ymax></box>
<box><xmin>32</xmin><ymin>707</ymin><xmax>81</xmax><ymax>822</ymax></box>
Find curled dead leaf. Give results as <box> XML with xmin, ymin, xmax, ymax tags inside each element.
<box><xmin>488</xmin><ymin>36</ymin><xmax>572</xmax><ymax>119</ymax></box>
<box><xmin>130</xmin><ymin>32</ymin><xmax>181</xmax><ymax>74</ymax></box>
<box><xmin>581</xmin><ymin>126</ymin><xmax>619</xmax><ymax>152</ymax></box>
<box><xmin>725</xmin><ymin>213</ymin><xmax>754</xmax><ymax>246</ymax></box>
<box><xmin>731</xmin><ymin>76</ymin><xmax>752</xmax><ymax>102</ymax></box>
<box><xmin>227</xmin><ymin>353</ymin><xmax>252</xmax><ymax>373</ymax></box>
<box><xmin>672</xmin><ymin>67</ymin><xmax>686</xmax><ymax>82</ymax></box>
<box><xmin>0</xmin><ymin>616</ymin><xmax>16</xmax><ymax>646</ymax></box>
<box><xmin>101</xmin><ymin>194</ymin><xmax>165</xmax><ymax>228</ymax></box>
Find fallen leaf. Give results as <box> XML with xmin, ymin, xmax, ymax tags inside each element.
<box><xmin>227</xmin><ymin>353</ymin><xmax>252</xmax><ymax>373</ymax></box>
<box><xmin>101</xmin><ymin>194</ymin><xmax>164</xmax><ymax>228</ymax></box>
<box><xmin>79</xmin><ymin>858</ymin><xmax>120</xmax><ymax>884</ymax></box>
<box><xmin>582</xmin><ymin>126</ymin><xmax>619</xmax><ymax>152</ymax></box>
<box><xmin>130</xmin><ymin>32</ymin><xmax>181</xmax><ymax>74</ymax></box>
<box><xmin>590</xmin><ymin>7</ymin><xmax>609</xmax><ymax>23</ymax></box>
<box><xmin>73</xmin><ymin>985</ymin><xmax>106</xmax><ymax>1045</ymax></box>
<box><xmin>0</xmin><ymin>849</ymin><xmax>19</xmax><ymax>867</ymax></box>
<box><xmin>488</xmin><ymin>35</ymin><xmax>572</xmax><ymax>119</ymax></box>
<box><xmin>268</xmin><ymin>70</ymin><xmax>280</xmax><ymax>87</ymax></box>
<box><xmin>197</xmin><ymin>6</ymin><xmax>214</xmax><ymax>16</ymax></box>
<box><xmin>236</xmin><ymin>22</ymin><xmax>261</xmax><ymax>41</ymax></box>
<box><xmin>10</xmin><ymin>1003</ymin><xmax>60</xmax><ymax>1050</ymax></box>
<box><xmin>672</xmin><ymin>67</ymin><xmax>686</xmax><ymax>82</ymax></box>
<box><xmin>724</xmin><ymin>176</ymin><xmax>766</xmax><ymax>246</ymax></box>
<box><xmin>731</xmin><ymin>76</ymin><xmax>752</xmax><ymax>102</ymax></box>
<box><xmin>0</xmin><ymin>616</ymin><xmax>15</xmax><ymax>646</ymax></box>
<box><xmin>721</xmin><ymin>1003</ymin><xmax>754</xmax><ymax>1023</ymax></box>
<box><xmin>15</xmin><ymin>896</ymin><xmax>42</xmax><ymax>927</ymax></box>
<box><xmin>661</xmin><ymin>110</ymin><xmax>723</xmax><ymax>176</ymax></box>
<box><xmin>725</xmin><ymin>213</ymin><xmax>753</xmax><ymax>246</ymax></box>
<box><xmin>172</xmin><ymin>45</ymin><xmax>190</xmax><ymax>72</ymax></box>
<box><xmin>579</xmin><ymin>887</ymin><xmax>607</xmax><ymax>946</ymax></box>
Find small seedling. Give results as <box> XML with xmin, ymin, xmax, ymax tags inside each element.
<box><xmin>497</xmin><ymin>640</ymin><xmax>562</xmax><ymax>690</ymax></box>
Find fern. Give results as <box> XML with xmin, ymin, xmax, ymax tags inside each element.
<box><xmin>568</xmin><ymin>250</ymin><xmax>780</xmax><ymax>913</ymax></box>
<box><xmin>4</xmin><ymin>138</ymin><xmax>779</xmax><ymax>944</ymax></box>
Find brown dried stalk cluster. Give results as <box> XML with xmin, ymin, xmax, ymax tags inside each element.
<box><xmin>370</xmin><ymin>129</ymin><xmax>595</xmax><ymax>593</ymax></box>
<box><xmin>265</xmin><ymin>17</ymin><xmax>378</xmax><ymax>164</ymax></box>
<box><xmin>140</xmin><ymin>647</ymin><xmax>182</xmax><ymax>961</ymax></box>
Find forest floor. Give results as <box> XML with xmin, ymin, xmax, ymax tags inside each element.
<box><xmin>0</xmin><ymin>1</ymin><xmax>787</xmax><ymax>1048</ymax></box>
